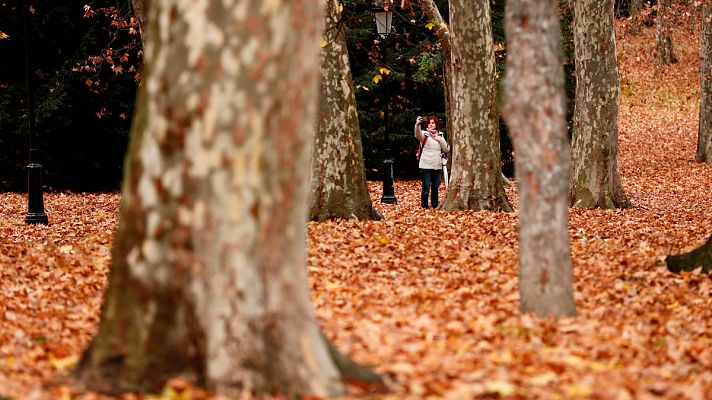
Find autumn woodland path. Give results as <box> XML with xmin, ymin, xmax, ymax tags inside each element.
<box><xmin>1</xmin><ymin>23</ymin><xmax>711</xmax><ymax>399</ymax></box>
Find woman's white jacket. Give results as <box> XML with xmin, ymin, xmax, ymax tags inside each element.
<box><xmin>415</xmin><ymin>129</ymin><xmax>449</xmax><ymax>170</ymax></box>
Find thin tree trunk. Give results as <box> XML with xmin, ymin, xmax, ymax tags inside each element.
<box><xmin>630</xmin><ymin>0</ymin><xmax>643</xmax><ymax>16</ymax></box>
<box><xmin>77</xmin><ymin>0</ymin><xmax>344</xmax><ymax>397</ymax></box>
<box><xmin>418</xmin><ymin>0</ymin><xmax>453</xmax><ymax>159</ymax></box>
<box><xmin>502</xmin><ymin>0</ymin><xmax>576</xmax><ymax>317</ymax></box>
<box><xmin>560</xmin><ymin>0</ymin><xmax>576</xmax><ymax>137</ymax></box>
<box><xmin>698</xmin><ymin>2</ymin><xmax>712</xmax><ymax>163</ymax></box>
<box><xmin>440</xmin><ymin>0</ymin><xmax>511</xmax><ymax>212</ymax></box>
<box><xmin>656</xmin><ymin>0</ymin><xmax>678</xmax><ymax>64</ymax></box>
<box><xmin>129</xmin><ymin>0</ymin><xmax>148</xmax><ymax>41</ymax></box>
<box><xmin>628</xmin><ymin>0</ymin><xmax>643</xmax><ymax>35</ymax></box>
<box><xmin>310</xmin><ymin>0</ymin><xmax>382</xmax><ymax>221</ymax></box>
<box><xmin>570</xmin><ymin>0</ymin><xmax>630</xmax><ymax>209</ymax></box>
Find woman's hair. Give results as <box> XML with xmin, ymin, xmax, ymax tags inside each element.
<box><xmin>426</xmin><ymin>115</ymin><xmax>440</xmax><ymax>131</ymax></box>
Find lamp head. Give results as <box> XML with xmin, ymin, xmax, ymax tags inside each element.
<box><xmin>372</xmin><ymin>7</ymin><xmax>392</xmax><ymax>38</ymax></box>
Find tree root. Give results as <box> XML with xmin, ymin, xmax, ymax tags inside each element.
<box><xmin>666</xmin><ymin>235</ymin><xmax>712</xmax><ymax>274</ymax></box>
<box><xmin>323</xmin><ymin>335</ymin><xmax>384</xmax><ymax>386</ymax></box>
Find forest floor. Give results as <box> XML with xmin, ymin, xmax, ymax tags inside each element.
<box><xmin>1</xmin><ymin>19</ymin><xmax>712</xmax><ymax>400</ymax></box>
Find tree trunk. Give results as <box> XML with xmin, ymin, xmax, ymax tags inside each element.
<box><xmin>310</xmin><ymin>0</ymin><xmax>382</xmax><ymax>221</ymax></box>
<box><xmin>418</xmin><ymin>0</ymin><xmax>454</xmax><ymax>163</ymax></box>
<box><xmin>129</xmin><ymin>0</ymin><xmax>148</xmax><ymax>41</ymax></box>
<box><xmin>441</xmin><ymin>0</ymin><xmax>512</xmax><ymax>211</ymax></box>
<box><xmin>666</xmin><ymin>235</ymin><xmax>712</xmax><ymax>274</ymax></box>
<box><xmin>560</xmin><ymin>0</ymin><xmax>576</xmax><ymax>137</ymax></box>
<box><xmin>655</xmin><ymin>0</ymin><xmax>678</xmax><ymax>64</ymax></box>
<box><xmin>570</xmin><ymin>0</ymin><xmax>630</xmax><ymax>209</ymax></box>
<box><xmin>439</xmin><ymin>0</ymin><xmax>512</xmax><ymax>212</ymax></box>
<box><xmin>698</xmin><ymin>2</ymin><xmax>712</xmax><ymax>163</ymax></box>
<box><xmin>629</xmin><ymin>0</ymin><xmax>643</xmax><ymax>16</ymax></box>
<box><xmin>502</xmin><ymin>0</ymin><xmax>576</xmax><ymax>317</ymax></box>
<box><xmin>628</xmin><ymin>0</ymin><xmax>643</xmax><ymax>35</ymax></box>
<box><xmin>76</xmin><ymin>0</ymin><xmax>344</xmax><ymax>397</ymax></box>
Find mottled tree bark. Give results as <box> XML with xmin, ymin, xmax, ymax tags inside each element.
<box><xmin>570</xmin><ymin>0</ymin><xmax>630</xmax><ymax>209</ymax></box>
<box><xmin>502</xmin><ymin>0</ymin><xmax>576</xmax><ymax>317</ymax></box>
<box><xmin>655</xmin><ymin>0</ymin><xmax>678</xmax><ymax>64</ymax></box>
<box><xmin>698</xmin><ymin>3</ymin><xmax>712</xmax><ymax>163</ymax></box>
<box><xmin>77</xmin><ymin>0</ymin><xmax>344</xmax><ymax>397</ymax></box>
<box><xmin>310</xmin><ymin>0</ymin><xmax>382</xmax><ymax>221</ymax></box>
<box><xmin>440</xmin><ymin>0</ymin><xmax>512</xmax><ymax>212</ymax></box>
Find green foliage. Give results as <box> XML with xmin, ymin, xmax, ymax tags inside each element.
<box><xmin>413</xmin><ymin>52</ymin><xmax>442</xmax><ymax>84</ymax></box>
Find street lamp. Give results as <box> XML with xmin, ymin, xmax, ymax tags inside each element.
<box><xmin>25</xmin><ymin>149</ymin><xmax>48</xmax><ymax>225</ymax></box>
<box><xmin>23</xmin><ymin>0</ymin><xmax>48</xmax><ymax>225</ymax></box>
<box><xmin>373</xmin><ymin>7</ymin><xmax>393</xmax><ymax>39</ymax></box>
<box><xmin>373</xmin><ymin>4</ymin><xmax>397</xmax><ymax>204</ymax></box>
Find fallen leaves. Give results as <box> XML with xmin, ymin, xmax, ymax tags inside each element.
<box><xmin>0</xmin><ymin>193</ymin><xmax>116</xmax><ymax>397</ymax></box>
<box><xmin>0</xmin><ymin>16</ymin><xmax>711</xmax><ymax>400</ymax></box>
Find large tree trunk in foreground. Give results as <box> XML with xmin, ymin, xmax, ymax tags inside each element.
<box><xmin>502</xmin><ymin>0</ymin><xmax>576</xmax><ymax>317</ymax></box>
<box><xmin>570</xmin><ymin>0</ymin><xmax>630</xmax><ymax>209</ymax></box>
<box><xmin>698</xmin><ymin>2</ymin><xmax>712</xmax><ymax>163</ymax></box>
<box><xmin>310</xmin><ymin>0</ymin><xmax>382</xmax><ymax>221</ymax></box>
<box><xmin>77</xmin><ymin>0</ymin><xmax>343</xmax><ymax>397</ymax></box>
<box><xmin>666</xmin><ymin>235</ymin><xmax>712</xmax><ymax>274</ymax></box>
<box><xmin>440</xmin><ymin>0</ymin><xmax>512</xmax><ymax>212</ymax></box>
<box><xmin>655</xmin><ymin>0</ymin><xmax>678</xmax><ymax>64</ymax></box>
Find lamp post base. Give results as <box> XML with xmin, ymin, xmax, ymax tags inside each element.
<box><xmin>25</xmin><ymin>212</ymin><xmax>48</xmax><ymax>225</ymax></box>
<box><xmin>381</xmin><ymin>158</ymin><xmax>397</xmax><ymax>204</ymax></box>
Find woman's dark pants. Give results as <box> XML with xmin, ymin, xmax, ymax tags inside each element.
<box><xmin>420</xmin><ymin>168</ymin><xmax>442</xmax><ymax>209</ymax></box>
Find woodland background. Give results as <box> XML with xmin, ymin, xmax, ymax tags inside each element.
<box><xmin>2</xmin><ymin>0</ymin><xmax>576</xmax><ymax>189</ymax></box>
<box><xmin>0</xmin><ymin>0</ymin><xmax>711</xmax><ymax>399</ymax></box>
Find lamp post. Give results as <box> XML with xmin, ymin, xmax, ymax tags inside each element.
<box><xmin>373</xmin><ymin>5</ymin><xmax>397</xmax><ymax>204</ymax></box>
<box><xmin>23</xmin><ymin>0</ymin><xmax>48</xmax><ymax>225</ymax></box>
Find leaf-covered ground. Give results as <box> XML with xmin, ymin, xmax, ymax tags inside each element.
<box><xmin>1</xmin><ymin>20</ymin><xmax>711</xmax><ymax>400</ymax></box>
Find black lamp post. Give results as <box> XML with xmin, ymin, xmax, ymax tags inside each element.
<box><xmin>373</xmin><ymin>6</ymin><xmax>397</xmax><ymax>204</ymax></box>
<box><xmin>23</xmin><ymin>0</ymin><xmax>48</xmax><ymax>225</ymax></box>
<box><xmin>25</xmin><ymin>149</ymin><xmax>48</xmax><ymax>225</ymax></box>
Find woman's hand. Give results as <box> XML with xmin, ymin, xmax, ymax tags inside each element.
<box><xmin>415</xmin><ymin>116</ymin><xmax>424</xmax><ymax>126</ymax></box>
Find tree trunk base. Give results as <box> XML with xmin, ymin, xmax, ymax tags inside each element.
<box><xmin>666</xmin><ymin>235</ymin><xmax>712</xmax><ymax>274</ymax></box>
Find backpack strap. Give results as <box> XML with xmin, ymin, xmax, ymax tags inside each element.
<box><xmin>416</xmin><ymin>136</ymin><xmax>428</xmax><ymax>160</ymax></box>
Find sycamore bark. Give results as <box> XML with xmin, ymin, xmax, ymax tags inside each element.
<box><xmin>570</xmin><ymin>0</ymin><xmax>630</xmax><ymax>209</ymax></box>
<box><xmin>655</xmin><ymin>0</ymin><xmax>678</xmax><ymax>64</ymax></box>
<box><xmin>502</xmin><ymin>0</ymin><xmax>576</xmax><ymax>317</ymax></box>
<box><xmin>440</xmin><ymin>0</ymin><xmax>512</xmax><ymax>212</ymax></box>
<box><xmin>698</xmin><ymin>2</ymin><xmax>712</xmax><ymax>163</ymax></box>
<box><xmin>77</xmin><ymin>0</ymin><xmax>343</xmax><ymax>396</ymax></box>
<box><xmin>310</xmin><ymin>0</ymin><xmax>382</xmax><ymax>221</ymax></box>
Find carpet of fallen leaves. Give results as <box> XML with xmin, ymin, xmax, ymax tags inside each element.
<box><xmin>1</xmin><ymin>20</ymin><xmax>712</xmax><ymax>400</ymax></box>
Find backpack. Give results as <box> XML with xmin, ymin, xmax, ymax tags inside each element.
<box><xmin>415</xmin><ymin>136</ymin><xmax>428</xmax><ymax>160</ymax></box>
